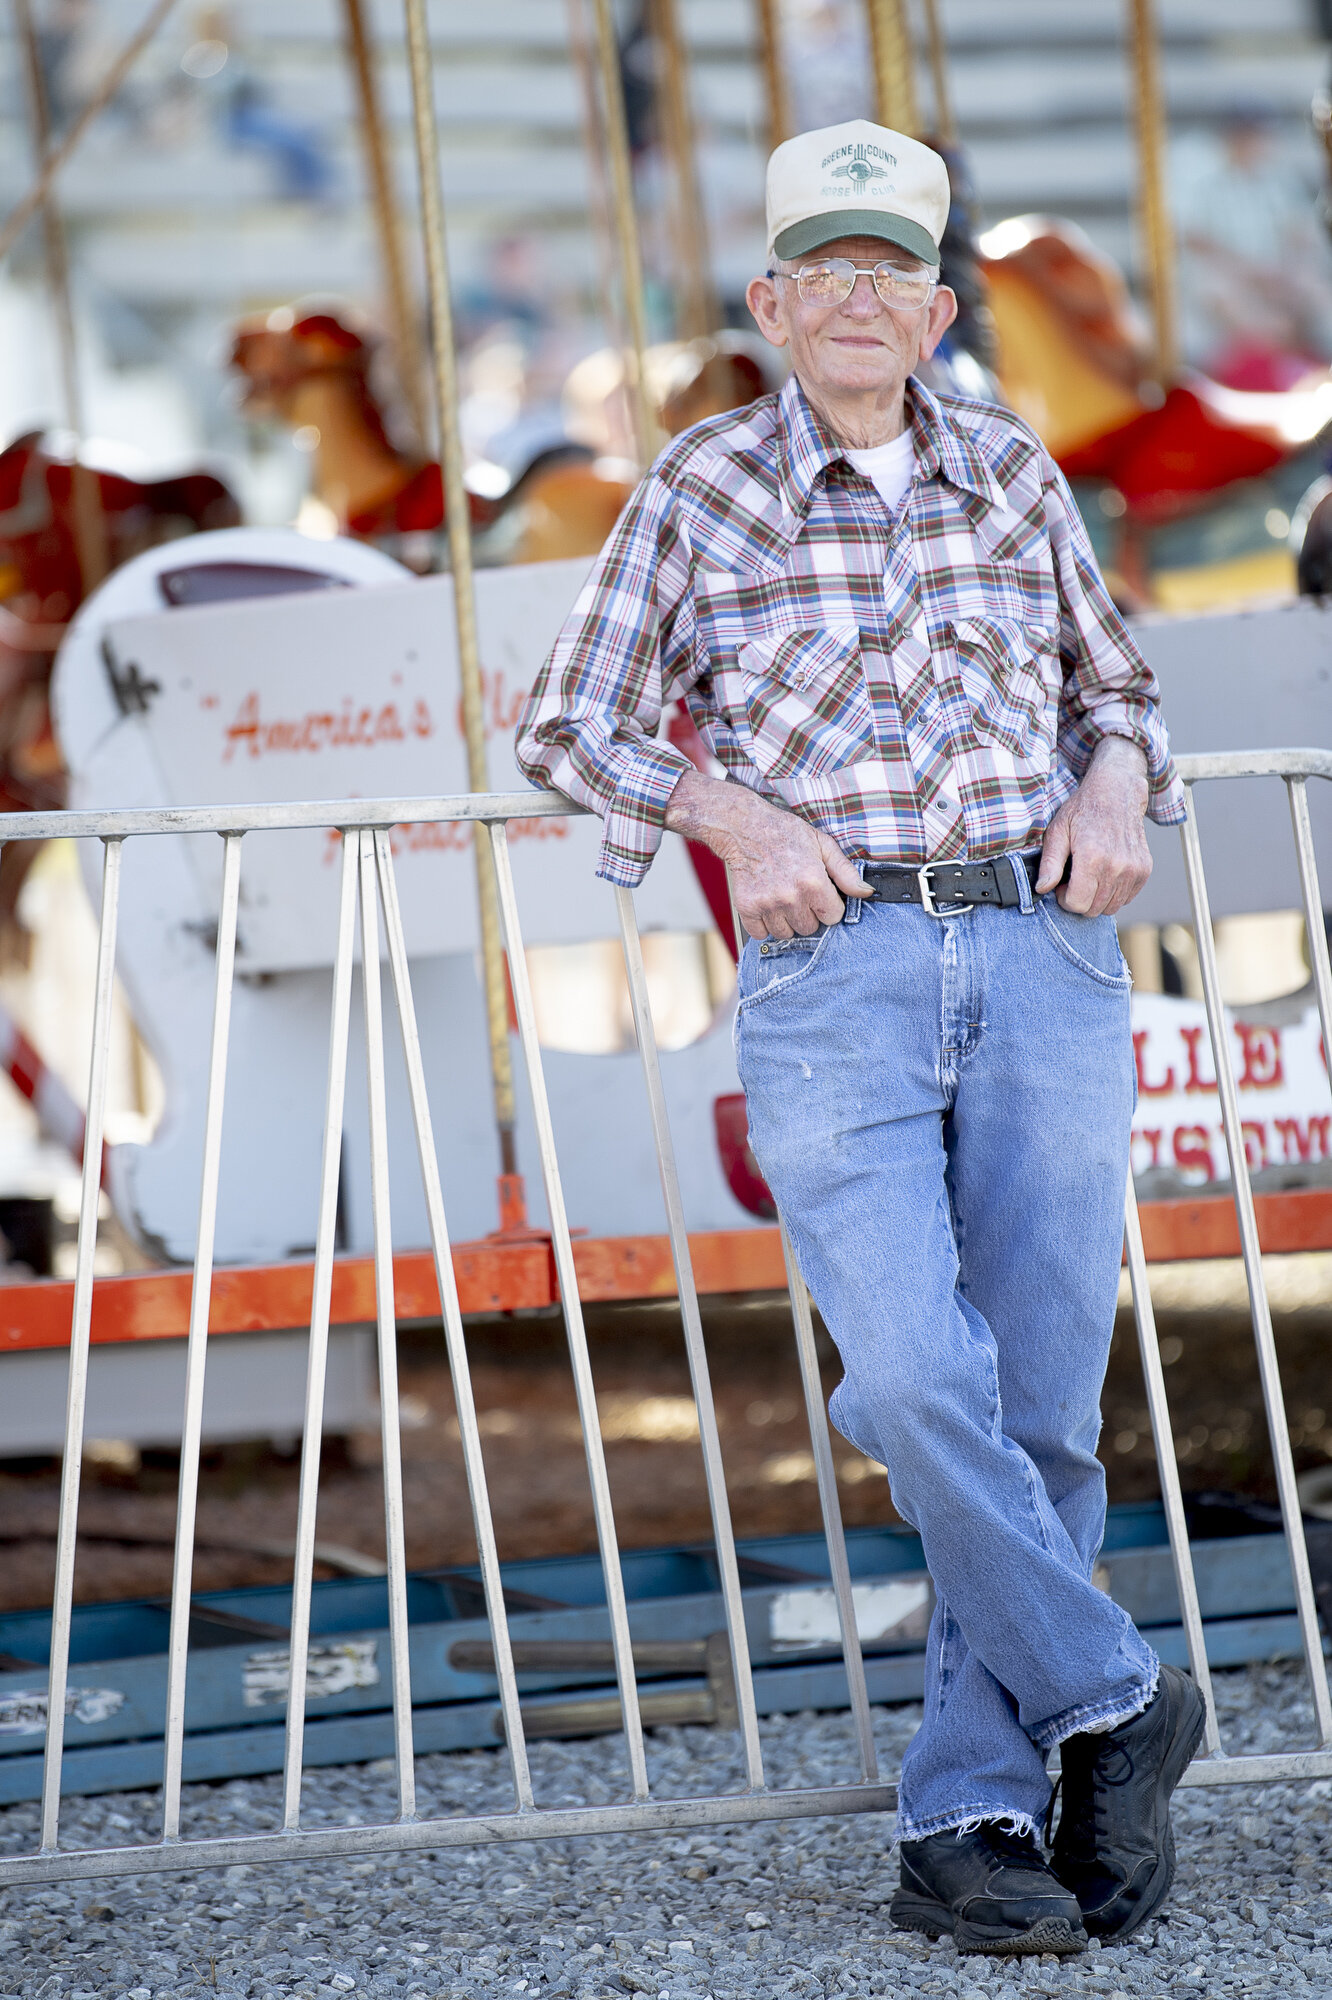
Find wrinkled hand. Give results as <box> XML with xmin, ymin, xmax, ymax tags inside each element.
<box><xmin>664</xmin><ymin>768</ymin><xmax>871</xmax><ymax>940</ymax></box>
<box><xmin>1036</xmin><ymin>735</ymin><xmax>1151</xmax><ymax>917</ymax></box>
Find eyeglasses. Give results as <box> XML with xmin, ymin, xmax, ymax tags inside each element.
<box><xmin>769</xmin><ymin>258</ymin><xmax>939</xmax><ymax>311</ymax></box>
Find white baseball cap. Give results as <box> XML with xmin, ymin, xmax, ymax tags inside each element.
<box><xmin>766</xmin><ymin>119</ymin><xmax>950</xmax><ymax>269</ymax></box>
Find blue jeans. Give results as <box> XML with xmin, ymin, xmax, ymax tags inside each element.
<box><xmin>734</xmin><ymin>859</ymin><xmax>1159</xmax><ymax>1842</ymax></box>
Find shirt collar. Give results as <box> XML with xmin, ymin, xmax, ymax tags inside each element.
<box><xmin>776</xmin><ymin>370</ymin><xmax>999</xmax><ymax>522</ymax></box>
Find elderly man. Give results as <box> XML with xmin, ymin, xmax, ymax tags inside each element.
<box><xmin>516</xmin><ymin>120</ymin><xmax>1204</xmax><ymax>1959</ymax></box>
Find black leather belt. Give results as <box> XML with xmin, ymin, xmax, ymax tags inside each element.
<box><xmin>863</xmin><ymin>852</ymin><xmax>1042</xmax><ymax>917</ymax></box>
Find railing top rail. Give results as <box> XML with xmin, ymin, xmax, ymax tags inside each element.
<box><xmin>2</xmin><ymin>752</ymin><xmax>1329</xmax><ymax>846</ymax></box>
<box><xmin>1175</xmin><ymin>748</ymin><xmax>1332</xmax><ymax>783</ymax></box>
<box><xmin>0</xmin><ymin>790</ymin><xmax>582</xmax><ymax>843</ymax></box>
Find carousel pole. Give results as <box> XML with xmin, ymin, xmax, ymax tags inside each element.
<box><xmin>865</xmin><ymin>0</ymin><xmax>919</xmax><ymax>137</ymax></box>
<box><xmin>653</xmin><ymin>0</ymin><xmax>717</xmax><ymax>342</ymax></box>
<box><xmin>342</xmin><ymin>0</ymin><xmax>431</xmax><ymax>453</ymax></box>
<box><xmin>1127</xmin><ymin>0</ymin><xmax>1177</xmax><ymax>383</ymax></box>
<box><xmin>567</xmin><ymin>0</ymin><xmax>625</xmax><ymax>360</ymax></box>
<box><xmin>754</xmin><ymin>0</ymin><xmax>789</xmax><ymax>152</ymax></box>
<box><xmin>401</xmin><ymin>0</ymin><xmax>525</xmax><ymax>1227</ymax></box>
<box><xmin>13</xmin><ymin>0</ymin><xmax>109</xmax><ymax>594</ymax></box>
<box><xmin>589</xmin><ymin>0</ymin><xmax>657</xmax><ymax>468</ymax></box>
<box><xmin>920</xmin><ymin>0</ymin><xmax>955</xmax><ymax>146</ymax></box>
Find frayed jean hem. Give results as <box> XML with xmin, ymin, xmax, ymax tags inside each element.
<box><xmin>896</xmin><ymin>1803</ymin><xmax>1039</xmax><ymax>1845</ymax></box>
<box><xmin>1031</xmin><ymin>1655</ymin><xmax>1161</xmax><ymax>1753</ymax></box>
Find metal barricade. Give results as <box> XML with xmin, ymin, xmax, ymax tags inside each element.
<box><xmin>0</xmin><ymin>751</ymin><xmax>1329</xmax><ymax>1888</ymax></box>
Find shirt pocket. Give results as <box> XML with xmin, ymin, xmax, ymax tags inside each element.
<box><xmin>736</xmin><ymin>622</ymin><xmax>874</xmax><ymax>781</ymax></box>
<box><xmin>945</xmin><ymin>615</ymin><xmax>1059</xmax><ymax>756</ymax></box>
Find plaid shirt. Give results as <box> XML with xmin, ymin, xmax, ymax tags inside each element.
<box><xmin>516</xmin><ymin>373</ymin><xmax>1184</xmax><ymax>886</ymax></box>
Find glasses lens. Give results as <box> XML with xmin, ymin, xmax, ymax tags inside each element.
<box><xmin>873</xmin><ymin>264</ymin><xmax>935</xmax><ymax>310</ymax></box>
<box><xmin>796</xmin><ymin>260</ymin><xmax>855</xmax><ymax>305</ymax></box>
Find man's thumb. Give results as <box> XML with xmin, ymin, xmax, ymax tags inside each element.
<box><xmin>822</xmin><ymin>838</ymin><xmax>873</xmax><ymax>896</ymax></box>
<box><xmin>1035</xmin><ymin>817</ymin><xmax>1070</xmax><ymax>896</ymax></box>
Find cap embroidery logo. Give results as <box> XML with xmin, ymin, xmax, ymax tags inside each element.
<box><xmin>820</xmin><ymin>141</ymin><xmax>897</xmax><ymax>186</ymax></box>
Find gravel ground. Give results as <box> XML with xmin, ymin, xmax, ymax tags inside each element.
<box><xmin>1</xmin><ymin>1662</ymin><xmax>1330</xmax><ymax>1998</ymax></box>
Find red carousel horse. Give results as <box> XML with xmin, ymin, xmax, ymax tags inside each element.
<box><xmin>0</xmin><ymin>431</ymin><xmax>239</xmax><ymax>946</ymax></box>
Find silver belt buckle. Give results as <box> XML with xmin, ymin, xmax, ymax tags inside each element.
<box><xmin>918</xmin><ymin>863</ymin><xmax>973</xmax><ymax>919</ymax></box>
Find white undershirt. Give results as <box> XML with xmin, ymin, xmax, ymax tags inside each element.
<box><xmin>843</xmin><ymin>429</ymin><xmax>915</xmax><ymax>513</ymax></box>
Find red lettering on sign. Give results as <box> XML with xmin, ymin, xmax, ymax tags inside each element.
<box><xmin>1180</xmin><ymin>1026</ymin><xmax>1218</xmax><ymax>1094</ymax></box>
<box><xmin>1132</xmin><ymin>1030</ymin><xmax>1176</xmax><ymax>1096</ymax></box>
<box><xmin>1236</xmin><ymin>1022</ymin><xmax>1284</xmax><ymax>1089</ymax></box>
<box><xmin>1132</xmin><ymin>1127</ymin><xmax>1163</xmax><ymax>1169</ymax></box>
<box><xmin>1241</xmin><ymin>1120</ymin><xmax>1268</xmax><ymax>1171</ymax></box>
<box><xmin>1173</xmin><ymin>1125</ymin><xmax>1215</xmax><ymax>1179</ymax></box>
<box><xmin>1274</xmin><ymin>1114</ymin><xmax>1332</xmax><ymax>1163</ymax></box>
<box><xmin>223</xmin><ymin>693</ymin><xmax>435</xmax><ymax>760</ymax></box>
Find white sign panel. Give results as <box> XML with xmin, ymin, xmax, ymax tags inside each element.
<box><xmin>101</xmin><ymin>560</ymin><xmax>710</xmax><ymax>972</ymax></box>
<box><xmin>1130</xmin><ymin>991</ymin><xmax>1332</xmax><ymax>1185</ymax></box>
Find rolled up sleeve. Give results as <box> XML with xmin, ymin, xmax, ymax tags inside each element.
<box><xmin>1045</xmin><ymin>460</ymin><xmax>1185</xmax><ymax>825</ymax></box>
<box><xmin>514</xmin><ymin>471</ymin><xmax>697</xmax><ymax>884</ymax></box>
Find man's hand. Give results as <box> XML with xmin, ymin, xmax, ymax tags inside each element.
<box><xmin>665</xmin><ymin>768</ymin><xmax>871</xmax><ymax>940</ymax></box>
<box><xmin>1036</xmin><ymin>735</ymin><xmax>1151</xmax><ymax>917</ymax></box>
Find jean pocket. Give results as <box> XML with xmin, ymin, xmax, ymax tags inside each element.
<box><xmin>737</xmin><ymin>924</ymin><xmax>836</xmax><ymax>1008</ymax></box>
<box><xmin>1037</xmin><ymin>898</ymin><xmax>1132</xmax><ymax>988</ymax></box>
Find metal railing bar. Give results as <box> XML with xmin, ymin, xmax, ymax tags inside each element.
<box><xmin>38</xmin><ymin>836</ymin><xmax>123</xmax><ymax>1852</ymax></box>
<box><xmin>1175</xmin><ymin>748</ymin><xmax>1332</xmax><ymax>783</ymax></box>
<box><xmin>0</xmin><ymin>1782</ymin><xmax>902</xmax><ymax>1888</ymax></box>
<box><xmin>780</xmin><ymin>1226</ymin><xmax>880</xmax><ymax>1785</ymax></box>
<box><xmin>1122</xmin><ymin>1173</ymin><xmax>1220</xmax><ymax>1755</ymax></box>
<box><xmin>487</xmin><ymin>822</ymin><xmax>650</xmax><ymax>1801</ymax></box>
<box><xmin>1283</xmin><ymin>776</ymin><xmax>1332</xmax><ymax>1732</ymax></box>
<box><xmin>161</xmin><ymin>832</ymin><xmax>243</xmax><ymax>1839</ymax></box>
<box><xmin>613</xmin><ymin>884</ymin><xmax>766</xmax><ymax>1794</ymax></box>
<box><xmin>0</xmin><ymin>754</ymin><xmax>1329</xmax><ymax>851</ymax></box>
<box><xmin>0</xmin><ymin>791</ymin><xmax>579</xmax><ymax>845</ymax></box>
<box><xmin>1288</xmin><ymin>777</ymin><xmax>1332</xmax><ymax>1126</ymax></box>
<box><xmin>1180</xmin><ymin>789</ymin><xmax>1332</xmax><ymax>1745</ymax></box>
<box><xmin>357</xmin><ymin>831</ymin><xmax>417</xmax><ymax>1820</ymax></box>
<box><xmin>371</xmin><ymin>830</ymin><xmax>535</xmax><ymax>1810</ymax></box>
<box><xmin>282</xmin><ymin>833</ymin><xmax>359</xmax><ymax>1831</ymax></box>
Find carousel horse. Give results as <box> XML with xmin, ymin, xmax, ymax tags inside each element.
<box><xmin>230</xmin><ymin>306</ymin><xmax>771</xmax><ymax>564</ymax></box>
<box><xmin>980</xmin><ymin>214</ymin><xmax>1332</xmax><ymax>525</ymax></box>
<box><xmin>0</xmin><ymin>432</ymin><xmax>239</xmax><ymax>949</ymax></box>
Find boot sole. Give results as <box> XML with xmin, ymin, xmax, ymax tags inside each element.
<box><xmin>891</xmin><ymin>1892</ymin><xmax>1086</xmax><ymax>1957</ymax></box>
<box><xmin>1084</xmin><ymin>1671</ymin><xmax>1208</xmax><ymax>1943</ymax></box>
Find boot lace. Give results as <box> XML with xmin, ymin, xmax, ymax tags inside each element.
<box><xmin>1051</xmin><ymin>1738</ymin><xmax>1137</xmax><ymax>1860</ymax></box>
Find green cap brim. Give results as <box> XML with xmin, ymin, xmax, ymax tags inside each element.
<box><xmin>773</xmin><ymin>209</ymin><xmax>939</xmax><ymax>267</ymax></box>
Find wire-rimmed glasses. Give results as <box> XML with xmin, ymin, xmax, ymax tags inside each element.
<box><xmin>770</xmin><ymin>258</ymin><xmax>939</xmax><ymax>311</ymax></box>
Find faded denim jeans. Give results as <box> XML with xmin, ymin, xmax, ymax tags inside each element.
<box><xmin>734</xmin><ymin>858</ymin><xmax>1159</xmax><ymax>1841</ymax></box>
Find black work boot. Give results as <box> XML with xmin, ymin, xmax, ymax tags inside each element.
<box><xmin>1051</xmin><ymin>1662</ymin><xmax>1207</xmax><ymax>1942</ymax></box>
<box><xmin>891</xmin><ymin>1823</ymin><xmax>1087</xmax><ymax>1957</ymax></box>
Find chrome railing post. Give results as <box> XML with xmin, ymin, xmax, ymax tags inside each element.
<box><xmin>614</xmin><ymin>884</ymin><xmax>766</xmax><ymax>1792</ymax></box>
<box><xmin>488</xmin><ymin>819</ymin><xmax>649</xmax><ymax>1800</ymax></box>
<box><xmin>39</xmin><ymin>835</ymin><xmax>122</xmax><ymax>1851</ymax></box>
<box><xmin>282</xmin><ymin>831</ymin><xmax>359</xmax><ymax>1830</ymax></box>
<box><xmin>1122</xmin><ymin>1173</ymin><xmax>1219</xmax><ymax>1754</ymax></box>
<box><xmin>1180</xmin><ymin>786</ymin><xmax>1332</xmax><ymax>1744</ymax></box>
<box><xmin>161</xmin><ymin>831</ymin><xmax>243</xmax><ymax>1838</ymax></box>
<box><xmin>371</xmin><ymin>829</ymin><xmax>534</xmax><ymax>1808</ymax></box>
<box><xmin>781</xmin><ymin>1229</ymin><xmax>879</xmax><ymax>1784</ymax></box>
<box><xmin>356</xmin><ymin>828</ymin><xmax>417</xmax><ymax>1820</ymax></box>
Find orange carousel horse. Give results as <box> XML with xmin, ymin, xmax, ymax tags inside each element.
<box><xmin>0</xmin><ymin>433</ymin><xmax>239</xmax><ymax>948</ymax></box>
<box><xmin>229</xmin><ymin>305</ymin><xmax>767</xmax><ymax>564</ymax></box>
<box><xmin>980</xmin><ymin>215</ymin><xmax>1332</xmax><ymax>544</ymax></box>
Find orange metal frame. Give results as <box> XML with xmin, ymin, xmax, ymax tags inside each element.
<box><xmin>3</xmin><ymin>1189</ymin><xmax>1332</xmax><ymax>1355</ymax></box>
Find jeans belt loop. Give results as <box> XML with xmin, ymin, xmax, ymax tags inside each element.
<box><xmin>1010</xmin><ymin>853</ymin><xmax>1036</xmax><ymax>914</ymax></box>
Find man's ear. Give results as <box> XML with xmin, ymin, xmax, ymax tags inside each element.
<box><xmin>916</xmin><ymin>285</ymin><xmax>959</xmax><ymax>365</ymax></box>
<box><xmin>746</xmin><ymin>275</ymin><xmax>789</xmax><ymax>349</ymax></box>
